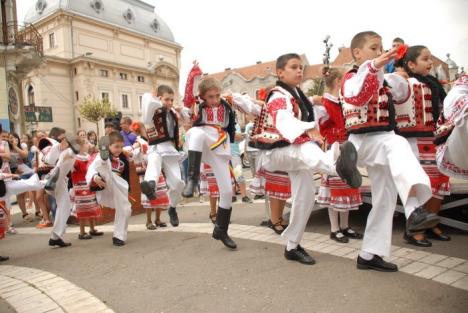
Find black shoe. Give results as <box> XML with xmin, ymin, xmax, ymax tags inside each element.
<box><xmin>212</xmin><ymin>207</ymin><xmax>237</xmax><ymax>249</ymax></box>
<box><xmin>268</xmin><ymin>220</ymin><xmax>286</xmax><ymax>235</ymax></box>
<box><xmin>357</xmin><ymin>255</ymin><xmax>398</xmax><ymax>272</ymax></box>
<box><xmin>44</xmin><ymin>168</ymin><xmax>60</xmax><ymax>192</ymax></box>
<box><xmin>112</xmin><ymin>237</ymin><xmax>125</xmax><ymax>246</ymax></box>
<box><xmin>242</xmin><ymin>196</ymin><xmax>253</xmax><ymax>203</ymax></box>
<box><xmin>65</xmin><ymin>133</ymin><xmax>80</xmax><ymax>155</ymax></box>
<box><xmin>336</xmin><ymin>141</ymin><xmax>362</xmax><ymax>188</ymax></box>
<box><xmin>140</xmin><ymin>180</ymin><xmax>157</xmax><ymax>200</ymax></box>
<box><xmin>0</xmin><ymin>256</ymin><xmax>9</xmax><ymax>262</ymax></box>
<box><xmin>407</xmin><ymin>206</ymin><xmax>440</xmax><ymax>232</ymax></box>
<box><xmin>168</xmin><ymin>206</ymin><xmax>179</xmax><ymax>227</ymax></box>
<box><xmin>341</xmin><ymin>227</ymin><xmax>363</xmax><ymax>239</ymax></box>
<box><xmin>182</xmin><ymin>151</ymin><xmax>202</xmax><ymax>198</ymax></box>
<box><xmin>98</xmin><ymin>136</ymin><xmax>110</xmax><ymax>161</ymax></box>
<box><xmin>330</xmin><ymin>231</ymin><xmax>349</xmax><ymax>243</ymax></box>
<box><xmin>232</xmin><ymin>196</ymin><xmax>237</xmax><ymax>203</ymax></box>
<box><xmin>49</xmin><ymin>238</ymin><xmax>72</xmax><ymax>248</ymax></box>
<box><xmin>284</xmin><ymin>245</ymin><xmax>316</xmax><ymax>265</ymax></box>
<box><xmin>78</xmin><ymin>233</ymin><xmax>92</xmax><ymax>240</ymax></box>
<box><xmin>89</xmin><ymin>229</ymin><xmax>104</xmax><ymax>236</ymax></box>
<box><xmin>426</xmin><ymin>227</ymin><xmax>451</xmax><ymax>241</ymax></box>
<box><xmin>254</xmin><ymin>195</ymin><xmax>265</xmax><ymax>200</ymax></box>
<box><xmin>403</xmin><ymin>232</ymin><xmax>432</xmax><ymax>247</ymax></box>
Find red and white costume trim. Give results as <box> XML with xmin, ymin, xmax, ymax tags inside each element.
<box><xmin>0</xmin><ymin>201</ymin><xmax>7</xmax><ymax>240</ymax></box>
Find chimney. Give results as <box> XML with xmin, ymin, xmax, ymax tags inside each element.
<box><xmin>256</xmin><ymin>61</ymin><xmax>262</xmax><ymax>64</ymax></box>
<box><xmin>224</xmin><ymin>67</ymin><xmax>232</xmax><ymax>71</ymax></box>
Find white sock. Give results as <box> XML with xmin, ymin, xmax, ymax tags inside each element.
<box><xmin>359</xmin><ymin>251</ymin><xmax>374</xmax><ymax>261</ymax></box>
<box><xmin>286</xmin><ymin>241</ymin><xmax>298</xmax><ymax>251</ymax></box>
<box><xmin>328</xmin><ymin>208</ymin><xmax>340</xmax><ymax>232</ymax></box>
<box><xmin>339</xmin><ymin>211</ymin><xmax>349</xmax><ymax>229</ymax></box>
<box><xmin>404</xmin><ymin>196</ymin><xmax>419</xmax><ymax>218</ymax></box>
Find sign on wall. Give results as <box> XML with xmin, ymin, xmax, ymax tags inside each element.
<box><xmin>24</xmin><ymin>106</ymin><xmax>53</xmax><ymax>122</ymax></box>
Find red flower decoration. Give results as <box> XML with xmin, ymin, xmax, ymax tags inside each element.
<box><xmin>395</xmin><ymin>44</ymin><xmax>408</xmax><ymax>60</ymax></box>
<box><xmin>257</xmin><ymin>88</ymin><xmax>267</xmax><ymax>101</ymax></box>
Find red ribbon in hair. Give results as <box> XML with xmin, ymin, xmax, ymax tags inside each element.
<box><xmin>395</xmin><ymin>44</ymin><xmax>408</xmax><ymax>60</ymax></box>
<box><xmin>257</xmin><ymin>88</ymin><xmax>267</xmax><ymax>101</ymax></box>
<box><xmin>130</xmin><ymin>122</ymin><xmax>141</xmax><ymax>133</ymax></box>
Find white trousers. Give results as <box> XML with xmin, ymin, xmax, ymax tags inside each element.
<box><xmin>349</xmin><ymin>132</ymin><xmax>432</xmax><ymax>257</ymax></box>
<box><xmin>51</xmin><ymin>154</ymin><xmax>75</xmax><ymax>240</ymax></box>
<box><xmin>1</xmin><ymin>174</ymin><xmax>42</xmax><ymax>209</ymax></box>
<box><xmin>261</xmin><ymin>142</ymin><xmax>337</xmax><ymax>247</ymax></box>
<box><xmin>92</xmin><ymin>156</ymin><xmax>132</xmax><ymax>241</ymax></box>
<box><xmin>186</xmin><ymin>126</ymin><xmax>232</xmax><ymax>208</ymax></box>
<box><xmin>144</xmin><ymin>151</ymin><xmax>184</xmax><ymax>207</ymax></box>
<box><xmin>443</xmin><ymin>120</ymin><xmax>468</xmax><ymax>172</ymax></box>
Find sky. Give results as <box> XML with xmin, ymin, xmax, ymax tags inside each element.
<box><xmin>17</xmin><ymin>0</ymin><xmax>468</xmax><ymax>88</ymax></box>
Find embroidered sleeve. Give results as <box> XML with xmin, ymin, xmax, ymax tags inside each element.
<box><xmin>231</xmin><ymin>93</ymin><xmax>262</xmax><ymax>116</ymax></box>
<box><xmin>342</xmin><ymin>60</ymin><xmax>383</xmax><ymax>106</ymax></box>
<box><xmin>269</xmin><ymin>96</ymin><xmax>316</xmax><ymax>143</ymax></box>
<box><xmin>142</xmin><ymin>93</ymin><xmax>162</xmax><ymax>126</ymax></box>
<box><xmin>385</xmin><ymin>73</ymin><xmax>411</xmax><ymax>104</ymax></box>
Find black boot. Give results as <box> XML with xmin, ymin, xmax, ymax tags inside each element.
<box><xmin>168</xmin><ymin>206</ymin><xmax>179</xmax><ymax>227</ymax></box>
<box><xmin>182</xmin><ymin>151</ymin><xmax>202</xmax><ymax>198</ymax></box>
<box><xmin>212</xmin><ymin>207</ymin><xmax>237</xmax><ymax>249</ymax></box>
<box><xmin>336</xmin><ymin>141</ymin><xmax>362</xmax><ymax>188</ymax></box>
<box><xmin>140</xmin><ymin>180</ymin><xmax>157</xmax><ymax>200</ymax></box>
<box><xmin>407</xmin><ymin>206</ymin><xmax>440</xmax><ymax>232</ymax></box>
<box><xmin>98</xmin><ymin>136</ymin><xmax>110</xmax><ymax>161</ymax></box>
<box><xmin>48</xmin><ymin>238</ymin><xmax>72</xmax><ymax>248</ymax></box>
<box><xmin>44</xmin><ymin>168</ymin><xmax>60</xmax><ymax>192</ymax></box>
<box><xmin>65</xmin><ymin>133</ymin><xmax>80</xmax><ymax>155</ymax></box>
<box><xmin>0</xmin><ymin>256</ymin><xmax>9</xmax><ymax>262</ymax></box>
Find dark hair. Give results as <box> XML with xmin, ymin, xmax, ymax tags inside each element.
<box><xmin>350</xmin><ymin>31</ymin><xmax>381</xmax><ymax>59</ymax></box>
<box><xmin>393</xmin><ymin>37</ymin><xmax>404</xmax><ymax>44</ymax></box>
<box><xmin>105</xmin><ymin>122</ymin><xmax>117</xmax><ymax>130</ymax></box>
<box><xmin>48</xmin><ymin>127</ymin><xmax>66</xmax><ymax>140</ymax></box>
<box><xmin>276</xmin><ymin>53</ymin><xmax>301</xmax><ymax>70</ymax></box>
<box><xmin>10</xmin><ymin>133</ymin><xmax>22</xmax><ymax>149</ymax></box>
<box><xmin>395</xmin><ymin>45</ymin><xmax>427</xmax><ymax>74</ymax></box>
<box><xmin>87</xmin><ymin>130</ymin><xmax>97</xmax><ymax>138</ymax></box>
<box><xmin>323</xmin><ymin>67</ymin><xmax>343</xmax><ymax>90</ymax></box>
<box><xmin>108</xmin><ymin>131</ymin><xmax>124</xmax><ymax>145</ymax></box>
<box><xmin>157</xmin><ymin>85</ymin><xmax>174</xmax><ymax>97</ymax></box>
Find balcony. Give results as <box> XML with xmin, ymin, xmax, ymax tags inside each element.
<box><xmin>1</xmin><ymin>21</ymin><xmax>43</xmax><ymax>76</ymax></box>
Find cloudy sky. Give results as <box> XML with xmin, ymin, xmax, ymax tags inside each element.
<box><xmin>17</xmin><ymin>0</ymin><xmax>467</xmax><ymax>85</ymax></box>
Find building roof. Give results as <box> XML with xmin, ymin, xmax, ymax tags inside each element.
<box><xmin>208</xmin><ymin>55</ymin><xmax>323</xmax><ymax>82</ymax></box>
<box><xmin>24</xmin><ymin>0</ymin><xmax>176</xmax><ymax>43</ymax></box>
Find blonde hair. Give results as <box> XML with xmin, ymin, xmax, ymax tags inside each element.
<box><xmin>198</xmin><ymin>77</ymin><xmax>222</xmax><ymax>96</ymax></box>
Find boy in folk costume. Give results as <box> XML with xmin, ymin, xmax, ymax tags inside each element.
<box><xmin>340</xmin><ymin>31</ymin><xmax>438</xmax><ymax>272</ymax></box>
<box><xmin>131</xmin><ymin>122</ymin><xmax>171</xmax><ymax>229</ymax></box>
<box><xmin>249</xmin><ymin>53</ymin><xmax>362</xmax><ymax>265</ymax></box>
<box><xmin>140</xmin><ymin>85</ymin><xmax>184</xmax><ymax>227</ymax></box>
<box><xmin>395</xmin><ymin>45</ymin><xmax>451</xmax><ymax>246</ymax></box>
<box><xmin>435</xmin><ymin>74</ymin><xmax>468</xmax><ymax>179</ymax></box>
<box><xmin>86</xmin><ymin>132</ymin><xmax>132</xmax><ymax>246</ymax></box>
<box><xmin>182</xmin><ymin>74</ymin><xmax>262</xmax><ymax>250</ymax></box>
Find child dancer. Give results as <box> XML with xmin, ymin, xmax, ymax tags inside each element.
<box><xmin>86</xmin><ymin>132</ymin><xmax>132</xmax><ymax>246</ymax></box>
<box><xmin>341</xmin><ymin>31</ymin><xmax>437</xmax><ymax>272</ymax></box>
<box><xmin>395</xmin><ymin>45</ymin><xmax>451</xmax><ymax>246</ymax></box>
<box><xmin>0</xmin><ymin>200</ymin><xmax>9</xmax><ymax>261</ymax></box>
<box><xmin>71</xmin><ymin>138</ymin><xmax>103</xmax><ymax>240</ymax></box>
<box><xmin>316</xmin><ymin>67</ymin><xmax>363</xmax><ymax>243</ymax></box>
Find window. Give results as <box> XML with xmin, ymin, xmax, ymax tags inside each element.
<box><xmin>77</xmin><ymin>117</ymin><xmax>81</xmax><ymax>128</ymax></box>
<box><xmin>137</xmin><ymin>75</ymin><xmax>145</xmax><ymax>83</ymax></box>
<box><xmin>101</xmin><ymin>92</ymin><xmax>110</xmax><ymax>103</ymax></box>
<box><xmin>27</xmin><ymin>85</ymin><xmax>35</xmax><ymax>106</ymax></box>
<box><xmin>49</xmin><ymin>33</ymin><xmax>55</xmax><ymax>48</ymax></box>
<box><xmin>99</xmin><ymin>69</ymin><xmax>109</xmax><ymax>77</ymax></box>
<box><xmin>121</xmin><ymin>94</ymin><xmax>130</xmax><ymax>110</ymax></box>
<box><xmin>75</xmin><ymin>91</ymin><xmax>79</xmax><ymax>101</ymax></box>
<box><xmin>73</xmin><ymin>68</ymin><xmax>77</xmax><ymax>75</ymax></box>
<box><xmin>120</xmin><ymin>73</ymin><xmax>128</xmax><ymax>80</ymax></box>
<box><xmin>138</xmin><ymin>95</ymin><xmax>143</xmax><ymax>111</ymax></box>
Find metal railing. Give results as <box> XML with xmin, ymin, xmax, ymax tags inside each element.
<box><xmin>1</xmin><ymin>21</ymin><xmax>43</xmax><ymax>55</ymax></box>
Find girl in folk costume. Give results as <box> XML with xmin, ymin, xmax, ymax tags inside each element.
<box><xmin>435</xmin><ymin>74</ymin><xmax>468</xmax><ymax>179</ymax></box>
<box><xmin>316</xmin><ymin>67</ymin><xmax>363</xmax><ymax>243</ymax></box>
<box><xmin>86</xmin><ymin>131</ymin><xmax>132</xmax><ymax>247</ymax></box>
<box><xmin>0</xmin><ymin>200</ymin><xmax>9</xmax><ymax>261</ymax></box>
<box><xmin>395</xmin><ymin>45</ymin><xmax>451</xmax><ymax>246</ymax></box>
<box><xmin>131</xmin><ymin>122</ymin><xmax>170</xmax><ymax>230</ymax></box>
<box><xmin>140</xmin><ymin>85</ymin><xmax>185</xmax><ymax>228</ymax></box>
<box><xmin>340</xmin><ymin>32</ymin><xmax>437</xmax><ymax>272</ymax></box>
<box><xmin>249</xmin><ymin>53</ymin><xmax>361</xmax><ymax>265</ymax></box>
<box><xmin>182</xmin><ymin>69</ymin><xmax>262</xmax><ymax>249</ymax></box>
<box><xmin>70</xmin><ymin>138</ymin><xmax>103</xmax><ymax>240</ymax></box>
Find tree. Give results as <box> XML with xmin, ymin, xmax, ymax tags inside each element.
<box><xmin>306</xmin><ymin>77</ymin><xmax>325</xmax><ymax>96</ymax></box>
<box><xmin>77</xmin><ymin>97</ymin><xmax>118</xmax><ymax>138</ymax></box>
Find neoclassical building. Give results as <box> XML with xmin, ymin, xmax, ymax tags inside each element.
<box><xmin>21</xmin><ymin>0</ymin><xmax>182</xmax><ymax>134</ymax></box>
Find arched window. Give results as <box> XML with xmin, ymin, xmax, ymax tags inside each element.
<box><xmin>27</xmin><ymin>85</ymin><xmax>35</xmax><ymax>106</ymax></box>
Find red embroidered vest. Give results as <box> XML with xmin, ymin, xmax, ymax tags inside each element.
<box><xmin>146</xmin><ymin>108</ymin><xmax>179</xmax><ymax>147</ymax></box>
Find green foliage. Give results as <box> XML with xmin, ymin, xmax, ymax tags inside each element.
<box><xmin>306</xmin><ymin>78</ymin><xmax>325</xmax><ymax>96</ymax></box>
<box><xmin>78</xmin><ymin>97</ymin><xmax>118</xmax><ymax>123</ymax></box>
